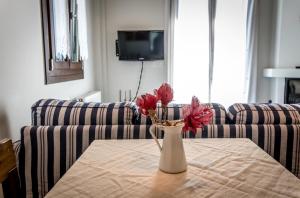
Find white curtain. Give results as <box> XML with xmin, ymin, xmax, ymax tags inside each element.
<box><xmin>53</xmin><ymin>0</ymin><xmax>69</xmax><ymax>61</ymax></box>
<box><xmin>210</xmin><ymin>0</ymin><xmax>248</xmax><ymax>107</ymax></box>
<box><xmin>77</xmin><ymin>0</ymin><xmax>88</xmax><ymax>60</ymax></box>
<box><xmin>208</xmin><ymin>0</ymin><xmax>216</xmax><ymax>102</ymax></box>
<box><xmin>172</xmin><ymin>0</ymin><xmax>210</xmax><ymax>103</ymax></box>
<box><xmin>245</xmin><ymin>0</ymin><xmax>259</xmax><ymax>103</ymax></box>
<box><xmin>172</xmin><ymin>0</ymin><xmax>250</xmax><ymax>107</ymax></box>
<box><xmin>166</xmin><ymin>0</ymin><xmax>178</xmax><ymax>86</ymax></box>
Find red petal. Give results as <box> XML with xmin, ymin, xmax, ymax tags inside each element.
<box><xmin>157</xmin><ymin>83</ymin><xmax>173</xmax><ymax>106</ymax></box>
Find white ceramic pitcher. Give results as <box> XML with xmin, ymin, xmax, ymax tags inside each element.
<box><xmin>150</xmin><ymin>124</ymin><xmax>187</xmax><ymax>174</ymax></box>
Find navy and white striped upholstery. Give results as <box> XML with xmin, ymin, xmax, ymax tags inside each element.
<box><xmin>19</xmin><ymin>124</ymin><xmax>300</xmax><ymax>197</ymax></box>
<box><xmin>31</xmin><ymin>99</ymin><xmax>138</xmax><ymax>126</ymax></box>
<box><xmin>134</xmin><ymin>103</ymin><xmax>227</xmax><ymax>125</ymax></box>
<box><xmin>19</xmin><ymin>100</ymin><xmax>300</xmax><ymax>197</ymax></box>
<box><xmin>228</xmin><ymin>103</ymin><xmax>300</xmax><ymax>124</ymax></box>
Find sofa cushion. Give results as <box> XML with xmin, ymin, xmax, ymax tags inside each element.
<box><xmin>31</xmin><ymin>99</ymin><xmax>138</xmax><ymax>126</ymax></box>
<box><xmin>228</xmin><ymin>103</ymin><xmax>300</xmax><ymax>124</ymax></box>
<box><xmin>133</xmin><ymin>103</ymin><xmax>227</xmax><ymax>124</ymax></box>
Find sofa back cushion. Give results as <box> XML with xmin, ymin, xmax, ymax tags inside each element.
<box><xmin>228</xmin><ymin>103</ymin><xmax>300</xmax><ymax>124</ymax></box>
<box><xmin>134</xmin><ymin>103</ymin><xmax>227</xmax><ymax>124</ymax></box>
<box><xmin>32</xmin><ymin>99</ymin><xmax>138</xmax><ymax>126</ymax></box>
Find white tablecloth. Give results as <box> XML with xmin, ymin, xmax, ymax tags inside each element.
<box><xmin>46</xmin><ymin>139</ymin><xmax>300</xmax><ymax>198</ymax></box>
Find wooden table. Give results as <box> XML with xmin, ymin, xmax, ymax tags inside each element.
<box><xmin>46</xmin><ymin>139</ymin><xmax>300</xmax><ymax>198</ymax></box>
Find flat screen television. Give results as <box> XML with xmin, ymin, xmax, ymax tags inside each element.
<box><xmin>117</xmin><ymin>30</ymin><xmax>164</xmax><ymax>61</ymax></box>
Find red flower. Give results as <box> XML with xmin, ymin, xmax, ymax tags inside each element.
<box><xmin>154</xmin><ymin>83</ymin><xmax>173</xmax><ymax>107</ymax></box>
<box><xmin>136</xmin><ymin>93</ymin><xmax>158</xmax><ymax>116</ymax></box>
<box><xmin>182</xmin><ymin>96</ymin><xmax>213</xmax><ymax>133</ymax></box>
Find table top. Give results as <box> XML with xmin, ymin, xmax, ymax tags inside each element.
<box><xmin>46</xmin><ymin>139</ymin><xmax>300</xmax><ymax>198</ymax></box>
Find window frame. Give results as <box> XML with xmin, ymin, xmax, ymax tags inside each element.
<box><xmin>41</xmin><ymin>0</ymin><xmax>84</xmax><ymax>84</ymax></box>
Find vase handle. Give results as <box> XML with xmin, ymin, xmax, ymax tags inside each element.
<box><xmin>149</xmin><ymin>125</ymin><xmax>162</xmax><ymax>152</ymax></box>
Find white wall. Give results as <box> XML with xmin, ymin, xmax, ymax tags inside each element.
<box><xmin>95</xmin><ymin>0</ymin><xmax>167</xmax><ymax>102</ymax></box>
<box><xmin>271</xmin><ymin>0</ymin><xmax>300</xmax><ymax>103</ymax></box>
<box><xmin>274</xmin><ymin>0</ymin><xmax>300</xmax><ymax>67</ymax></box>
<box><xmin>0</xmin><ymin>0</ymin><xmax>96</xmax><ymax>141</ymax></box>
<box><xmin>270</xmin><ymin>0</ymin><xmax>300</xmax><ymax>103</ymax></box>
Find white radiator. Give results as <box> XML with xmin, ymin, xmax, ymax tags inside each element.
<box><xmin>76</xmin><ymin>91</ymin><xmax>101</xmax><ymax>103</ymax></box>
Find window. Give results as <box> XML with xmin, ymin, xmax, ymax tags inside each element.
<box><xmin>41</xmin><ymin>0</ymin><xmax>88</xmax><ymax>84</ymax></box>
<box><xmin>173</xmin><ymin>0</ymin><xmax>248</xmax><ymax>107</ymax></box>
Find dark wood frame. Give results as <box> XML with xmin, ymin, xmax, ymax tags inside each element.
<box><xmin>41</xmin><ymin>0</ymin><xmax>84</xmax><ymax>84</ymax></box>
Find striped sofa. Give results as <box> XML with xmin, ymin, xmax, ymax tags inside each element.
<box><xmin>18</xmin><ymin>99</ymin><xmax>300</xmax><ymax>197</ymax></box>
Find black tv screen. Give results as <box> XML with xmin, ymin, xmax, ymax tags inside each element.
<box><xmin>118</xmin><ymin>30</ymin><xmax>164</xmax><ymax>61</ymax></box>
